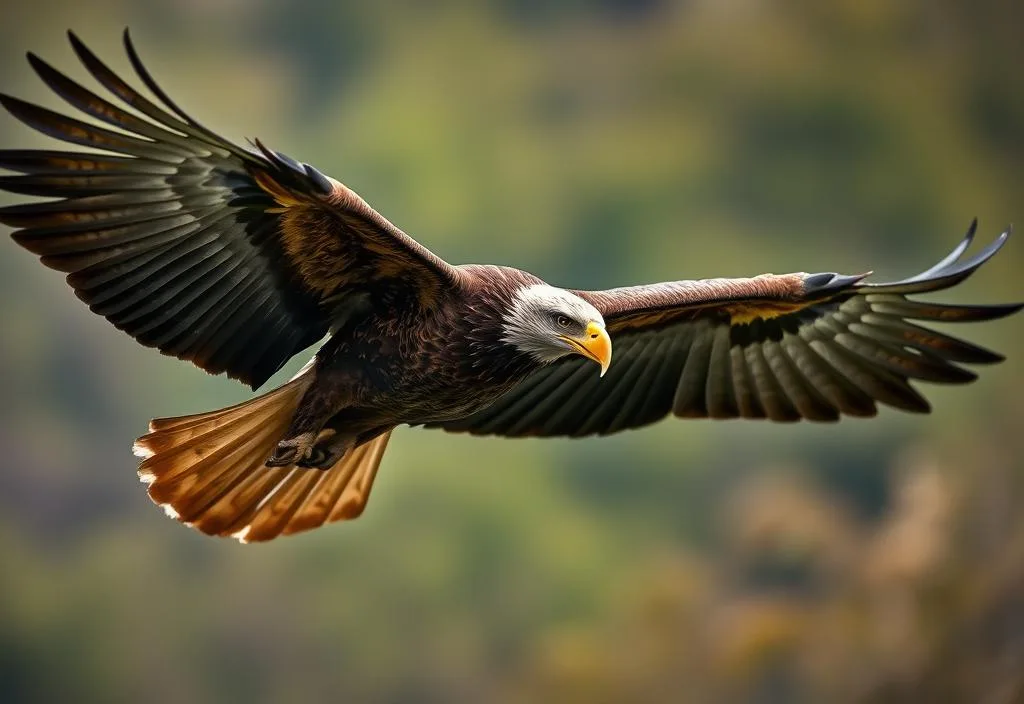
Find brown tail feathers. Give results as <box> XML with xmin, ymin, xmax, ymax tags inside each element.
<box><xmin>133</xmin><ymin>371</ymin><xmax>391</xmax><ymax>543</ymax></box>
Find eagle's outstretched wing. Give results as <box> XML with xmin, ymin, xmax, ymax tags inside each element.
<box><xmin>0</xmin><ymin>30</ymin><xmax>460</xmax><ymax>389</ymax></box>
<box><xmin>435</xmin><ymin>222</ymin><xmax>1021</xmax><ymax>436</ymax></box>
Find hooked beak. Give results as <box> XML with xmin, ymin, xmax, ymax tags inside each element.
<box><xmin>559</xmin><ymin>321</ymin><xmax>612</xmax><ymax>377</ymax></box>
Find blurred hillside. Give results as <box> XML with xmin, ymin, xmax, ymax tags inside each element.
<box><xmin>1</xmin><ymin>1</ymin><xmax>1022</xmax><ymax>702</ymax></box>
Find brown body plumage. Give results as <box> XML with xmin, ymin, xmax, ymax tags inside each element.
<box><xmin>2</xmin><ymin>31</ymin><xmax>1021</xmax><ymax>541</ymax></box>
<box><xmin>278</xmin><ymin>265</ymin><xmax>545</xmax><ymax>467</ymax></box>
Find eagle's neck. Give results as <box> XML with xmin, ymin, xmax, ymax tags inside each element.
<box><xmin>451</xmin><ymin>266</ymin><xmax>548</xmax><ymax>386</ymax></box>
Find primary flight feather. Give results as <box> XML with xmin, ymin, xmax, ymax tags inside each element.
<box><xmin>1</xmin><ymin>31</ymin><xmax>1020</xmax><ymax>542</ymax></box>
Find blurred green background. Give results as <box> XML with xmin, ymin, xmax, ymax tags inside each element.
<box><xmin>1</xmin><ymin>1</ymin><xmax>1023</xmax><ymax>702</ymax></box>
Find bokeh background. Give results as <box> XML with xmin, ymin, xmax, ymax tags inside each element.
<box><xmin>1</xmin><ymin>1</ymin><xmax>1023</xmax><ymax>702</ymax></box>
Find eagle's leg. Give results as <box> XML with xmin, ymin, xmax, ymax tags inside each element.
<box><xmin>266</xmin><ymin>382</ymin><xmax>341</xmax><ymax>467</ymax></box>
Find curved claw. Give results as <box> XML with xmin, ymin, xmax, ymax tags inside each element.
<box><xmin>265</xmin><ymin>433</ymin><xmax>316</xmax><ymax>467</ymax></box>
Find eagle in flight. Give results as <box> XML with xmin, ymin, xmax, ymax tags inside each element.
<box><xmin>1</xmin><ymin>31</ymin><xmax>1020</xmax><ymax>542</ymax></box>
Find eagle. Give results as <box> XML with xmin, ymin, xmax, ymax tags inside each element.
<box><xmin>1</xmin><ymin>31</ymin><xmax>1020</xmax><ymax>542</ymax></box>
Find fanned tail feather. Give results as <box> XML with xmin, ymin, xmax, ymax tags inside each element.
<box><xmin>133</xmin><ymin>370</ymin><xmax>390</xmax><ymax>542</ymax></box>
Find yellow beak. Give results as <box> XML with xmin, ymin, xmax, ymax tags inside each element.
<box><xmin>559</xmin><ymin>321</ymin><xmax>612</xmax><ymax>377</ymax></box>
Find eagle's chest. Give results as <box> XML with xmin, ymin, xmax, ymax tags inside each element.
<box><xmin>317</xmin><ymin>312</ymin><xmax>534</xmax><ymax>423</ymax></box>
<box><xmin>387</xmin><ymin>336</ymin><xmax>533</xmax><ymax>423</ymax></box>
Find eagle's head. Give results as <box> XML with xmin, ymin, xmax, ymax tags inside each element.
<box><xmin>501</xmin><ymin>284</ymin><xmax>612</xmax><ymax>375</ymax></box>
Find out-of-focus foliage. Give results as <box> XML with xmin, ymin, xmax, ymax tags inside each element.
<box><xmin>1</xmin><ymin>1</ymin><xmax>1022</xmax><ymax>702</ymax></box>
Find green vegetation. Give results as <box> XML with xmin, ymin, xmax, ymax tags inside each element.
<box><xmin>0</xmin><ymin>1</ymin><xmax>1022</xmax><ymax>701</ymax></box>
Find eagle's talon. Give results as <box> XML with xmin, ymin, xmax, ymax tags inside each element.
<box><xmin>266</xmin><ymin>434</ymin><xmax>315</xmax><ymax>467</ymax></box>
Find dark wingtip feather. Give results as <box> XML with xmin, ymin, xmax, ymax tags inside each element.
<box><xmin>25</xmin><ymin>51</ymin><xmax>86</xmax><ymax>108</ymax></box>
<box><xmin>803</xmin><ymin>271</ymin><xmax>871</xmax><ymax>297</ymax></box>
<box><xmin>905</xmin><ymin>395</ymin><xmax>932</xmax><ymax>414</ymax></box>
<box><xmin>251</xmin><ymin>137</ymin><xmax>272</xmax><ymax>161</ymax></box>
<box><xmin>121</xmin><ymin>27</ymin><xmax>193</xmax><ymax>126</ymax></box>
<box><xmin>252</xmin><ymin>138</ymin><xmax>303</xmax><ymax>176</ymax></box>
<box><xmin>304</xmin><ymin>164</ymin><xmax>334</xmax><ymax>194</ymax></box>
<box><xmin>65</xmin><ymin>32</ymin><xmax>107</xmax><ymax>86</ymax></box>
<box><xmin>249</xmin><ymin>138</ymin><xmax>330</xmax><ymax>196</ymax></box>
<box><xmin>862</xmin><ymin>222</ymin><xmax>1014</xmax><ymax>295</ymax></box>
<box><xmin>982</xmin><ymin>350</ymin><xmax>1006</xmax><ymax>364</ymax></box>
<box><xmin>0</xmin><ymin>204</ymin><xmax>31</xmax><ymax>228</ymax></box>
<box><xmin>66</xmin><ymin>30</ymin><xmax>89</xmax><ymax>59</ymax></box>
<box><xmin>924</xmin><ymin>218</ymin><xmax>978</xmax><ymax>277</ymax></box>
<box><xmin>964</xmin><ymin>217</ymin><xmax>977</xmax><ymax>248</ymax></box>
<box><xmin>0</xmin><ymin>94</ymin><xmax>46</xmax><ymax>130</ymax></box>
<box><xmin>273</xmin><ymin>150</ymin><xmax>302</xmax><ymax>173</ymax></box>
<box><xmin>0</xmin><ymin>150</ymin><xmax>34</xmax><ymax>173</ymax></box>
<box><xmin>0</xmin><ymin>93</ymin><xmax>23</xmax><ymax>114</ymax></box>
<box><xmin>962</xmin><ymin>227</ymin><xmax>1011</xmax><ymax>271</ymax></box>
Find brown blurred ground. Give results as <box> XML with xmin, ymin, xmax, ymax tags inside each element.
<box><xmin>0</xmin><ymin>1</ymin><xmax>1022</xmax><ymax>702</ymax></box>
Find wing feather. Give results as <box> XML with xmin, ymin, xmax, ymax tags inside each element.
<box><xmin>705</xmin><ymin>323</ymin><xmax>739</xmax><ymax>419</ymax></box>
<box><xmin>433</xmin><ymin>224</ymin><xmax>1020</xmax><ymax>437</ymax></box>
<box><xmin>728</xmin><ymin>343</ymin><xmax>764</xmax><ymax>419</ymax></box>
<box><xmin>1</xmin><ymin>31</ymin><xmax>461</xmax><ymax>388</ymax></box>
<box><xmin>763</xmin><ymin>337</ymin><xmax>836</xmax><ymax>421</ymax></box>
<box><xmin>574</xmin><ymin>342</ymin><xmax>648</xmax><ymax>435</ymax></box>
<box><xmin>673</xmin><ymin>319</ymin><xmax>715</xmax><ymax>417</ymax></box>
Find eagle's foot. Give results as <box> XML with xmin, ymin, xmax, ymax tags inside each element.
<box><xmin>297</xmin><ymin>446</ymin><xmax>346</xmax><ymax>469</ymax></box>
<box><xmin>265</xmin><ymin>432</ymin><xmax>317</xmax><ymax>467</ymax></box>
<box><xmin>297</xmin><ymin>433</ymin><xmax>351</xmax><ymax>470</ymax></box>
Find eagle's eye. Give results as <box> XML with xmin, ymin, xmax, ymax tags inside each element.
<box><xmin>555</xmin><ymin>314</ymin><xmax>572</xmax><ymax>328</ymax></box>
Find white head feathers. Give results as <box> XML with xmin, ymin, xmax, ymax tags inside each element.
<box><xmin>501</xmin><ymin>284</ymin><xmax>605</xmax><ymax>364</ymax></box>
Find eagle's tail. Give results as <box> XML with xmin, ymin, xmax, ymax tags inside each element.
<box><xmin>133</xmin><ymin>370</ymin><xmax>390</xmax><ymax>542</ymax></box>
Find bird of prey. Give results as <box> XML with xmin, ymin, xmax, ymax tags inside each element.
<box><xmin>1</xmin><ymin>31</ymin><xmax>1020</xmax><ymax>542</ymax></box>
